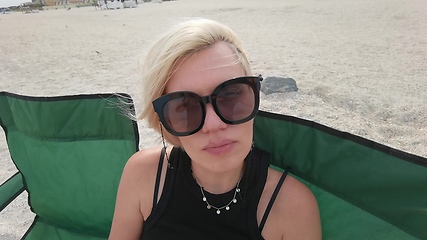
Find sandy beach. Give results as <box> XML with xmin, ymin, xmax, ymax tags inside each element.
<box><xmin>0</xmin><ymin>0</ymin><xmax>426</xmax><ymax>238</ymax></box>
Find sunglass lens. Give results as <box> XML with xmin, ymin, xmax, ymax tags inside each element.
<box><xmin>163</xmin><ymin>96</ymin><xmax>203</xmax><ymax>134</ymax></box>
<box><xmin>216</xmin><ymin>83</ymin><xmax>255</xmax><ymax>122</ymax></box>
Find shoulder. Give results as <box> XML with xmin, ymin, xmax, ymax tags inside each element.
<box><xmin>119</xmin><ymin>147</ymin><xmax>165</xmax><ymax>197</ymax></box>
<box><xmin>121</xmin><ymin>147</ymin><xmax>163</xmax><ymax>188</ymax></box>
<box><xmin>110</xmin><ymin>147</ymin><xmax>169</xmax><ymax>239</ymax></box>
<box><xmin>120</xmin><ymin>147</ymin><xmax>171</xmax><ymax>218</ymax></box>
<box><xmin>124</xmin><ymin>147</ymin><xmax>165</xmax><ymax>175</ymax></box>
<box><xmin>260</xmin><ymin>168</ymin><xmax>322</xmax><ymax>239</ymax></box>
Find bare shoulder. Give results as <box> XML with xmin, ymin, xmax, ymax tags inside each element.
<box><xmin>260</xmin><ymin>168</ymin><xmax>322</xmax><ymax>240</ymax></box>
<box><xmin>124</xmin><ymin>147</ymin><xmax>165</xmax><ymax>176</ymax></box>
<box><xmin>109</xmin><ymin>147</ymin><xmax>168</xmax><ymax>239</ymax></box>
<box><xmin>120</xmin><ymin>147</ymin><xmax>170</xmax><ymax>218</ymax></box>
<box><xmin>120</xmin><ymin>148</ymin><xmax>162</xmax><ymax>190</ymax></box>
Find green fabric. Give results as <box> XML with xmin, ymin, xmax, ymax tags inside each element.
<box><xmin>24</xmin><ymin>217</ymin><xmax>108</xmax><ymax>240</ymax></box>
<box><xmin>0</xmin><ymin>92</ymin><xmax>139</xmax><ymax>239</ymax></box>
<box><xmin>2</xmin><ymin>93</ymin><xmax>426</xmax><ymax>239</ymax></box>
<box><xmin>0</xmin><ymin>173</ymin><xmax>24</xmax><ymax>211</ymax></box>
<box><xmin>254</xmin><ymin>111</ymin><xmax>427</xmax><ymax>240</ymax></box>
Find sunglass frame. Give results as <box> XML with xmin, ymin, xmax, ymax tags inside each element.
<box><xmin>153</xmin><ymin>76</ymin><xmax>263</xmax><ymax>136</ymax></box>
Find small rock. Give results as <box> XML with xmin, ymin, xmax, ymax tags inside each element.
<box><xmin>260</xmin><ymin>76</ymin><xmax>298</xmax><ymax>95</ymax></box>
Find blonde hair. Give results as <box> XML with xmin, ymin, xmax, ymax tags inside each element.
<box><xmin>138</xmin><ymin>18</ymin><xmax>252</xmax><ymax>146</ymax></box>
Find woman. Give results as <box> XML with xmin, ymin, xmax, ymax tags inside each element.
<box><xmin>109</xmin><ymin>18</ymin><xmax>321</xmax><ymax>239</ymax></box>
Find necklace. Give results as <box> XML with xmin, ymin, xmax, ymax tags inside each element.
<box><xmin>197</xmin><ymin>178</ymin><xmax>241</xmax><ymax>215</ymax></box>
<box><xmin>190</xmin><ymin>147</ymin><xmax>251</xmax><ymax>215</ymax></box>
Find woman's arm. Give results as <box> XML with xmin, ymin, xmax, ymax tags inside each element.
<box><xmin>260</xmin><ymin>169</ymin><xmax>322</xmax><ymax>240</ymax></box>
<box><xmin>109</xmin><ymin>148</ymin><xmax>163</xmax><ymax>240</ymax></box>
<box><xmin>281</xmin><ymin>175</ymin><xmax>321</xmax><ymax>239</ymax></box>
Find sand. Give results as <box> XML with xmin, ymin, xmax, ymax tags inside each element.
<box><xmin>0</xmin><ymin>0</ymin><xmax>426</xmax><ymax>238</ymax></box>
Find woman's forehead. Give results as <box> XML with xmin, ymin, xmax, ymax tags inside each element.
<box><xmin>166</xmin><ymin>42</ymin><xmax>245</xmax><ymax>94</ymax></box>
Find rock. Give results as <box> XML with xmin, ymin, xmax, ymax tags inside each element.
<box><xmin>260</xmin><ymin>76</ymin><xmax>298</xmax><ymax>95</ymax></box>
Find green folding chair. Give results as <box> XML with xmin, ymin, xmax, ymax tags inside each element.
<box><xmin>1</xmin><ymin>92</ymin><xmax>426</xmax><ymax>239</ymax></box>
<box><xmin>254</xmin><ymin>110</ymin><xmax>427</xmax><ymax>240</ymax></box>
<box><xmin>0</xmin><ymin>92</ymin><xmax>139</xmax><ymax>239</ymax></box>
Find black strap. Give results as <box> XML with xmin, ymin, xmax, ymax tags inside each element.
<box><xmin>153</xmin><ymin>147</ymin><xmax>166</xmax><ymax>209</ymax></box>
<box><xmin>144</xmin><ymin>147</ymin><xmax>179</xmax><ymax>231</ymax></box>
<box><xmin>259</xmin><ymin>168</ymin><xmax>289</xmax><ymax>232</ymax></box>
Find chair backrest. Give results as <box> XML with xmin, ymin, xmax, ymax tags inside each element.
<box><xmin>254</xmin><ymin>110</ymin><xmax>427</xmax><ymax>240</ymax></box>
<box><xmin>0</xmin><ymin>92</ymin><xmax>139</xmax><ymax>237</ymax></box>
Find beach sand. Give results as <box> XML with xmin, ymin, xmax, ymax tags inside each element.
<box><xmin>0</xmin><ymin>0</ymin><xmax>426</xmax><ymax>238</ymax></box>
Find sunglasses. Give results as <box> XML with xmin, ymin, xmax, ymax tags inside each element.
<box><xmin>153</xmin><ymin>76</ymin><xmax>263</xmax><ymax>136</ymax></box>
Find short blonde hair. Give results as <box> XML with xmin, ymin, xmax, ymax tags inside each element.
<box><xmin>138</xmin><ymin>18</ymin><xmax>252</xmax><ymax>146</ymax></box>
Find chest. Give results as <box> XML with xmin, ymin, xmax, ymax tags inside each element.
<box><xmin>142</xmin><ymin>148</ymin><xmax>270</xmax><ymax>240</ymax></box>
<box><xmin>145</xmin><ymin>171</ymin><xmax>263</xmax><ymax>239</ymax></box>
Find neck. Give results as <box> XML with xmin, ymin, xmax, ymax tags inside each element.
<box><xmin>192</xmin><ymin>163</ymin><xmax>244</xmax><ymax>194</ymax></box>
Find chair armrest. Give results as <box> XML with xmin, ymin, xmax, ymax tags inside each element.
<box><xmin>0</xmin><ymin>172</ymin><xmax>25</xmax><ymax>211</ymax></box>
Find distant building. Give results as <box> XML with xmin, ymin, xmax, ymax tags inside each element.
<box><xmin>42</xmin><ymin>0</ymin><xmax>89</xmax><ymax>6</ymax></box>
<box><xmin>43</xmin><ymin>0</ymin><xmax>58</xmax><ymax>6</ymax></box>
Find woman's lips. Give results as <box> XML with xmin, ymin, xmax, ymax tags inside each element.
<box><xmin>203</xmin><ymin>141</ymin><xmax>236</xmax><ymax>155</ymax></box>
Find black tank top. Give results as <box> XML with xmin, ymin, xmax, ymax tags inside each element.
<box><xmin>142</xmin><ymin>147</ymin><xmax>288</xmax><ymax>240</ymax></box>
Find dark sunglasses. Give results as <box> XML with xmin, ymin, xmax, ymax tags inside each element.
<box><xmin>153</xmin><ymin>76</ymin><xmax>263</xmax><ymax>136</ymax></box>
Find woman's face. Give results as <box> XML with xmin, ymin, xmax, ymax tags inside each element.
<box><xmin>165</xmin><ymin>41</ymin><xmax>254</xmax><ymax>174</ymax></box>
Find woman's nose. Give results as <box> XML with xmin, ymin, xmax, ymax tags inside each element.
<box><xmin>201</xmin><ymin>104</ymin><xmax>227</xmax><ymax>134</ymax></box>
